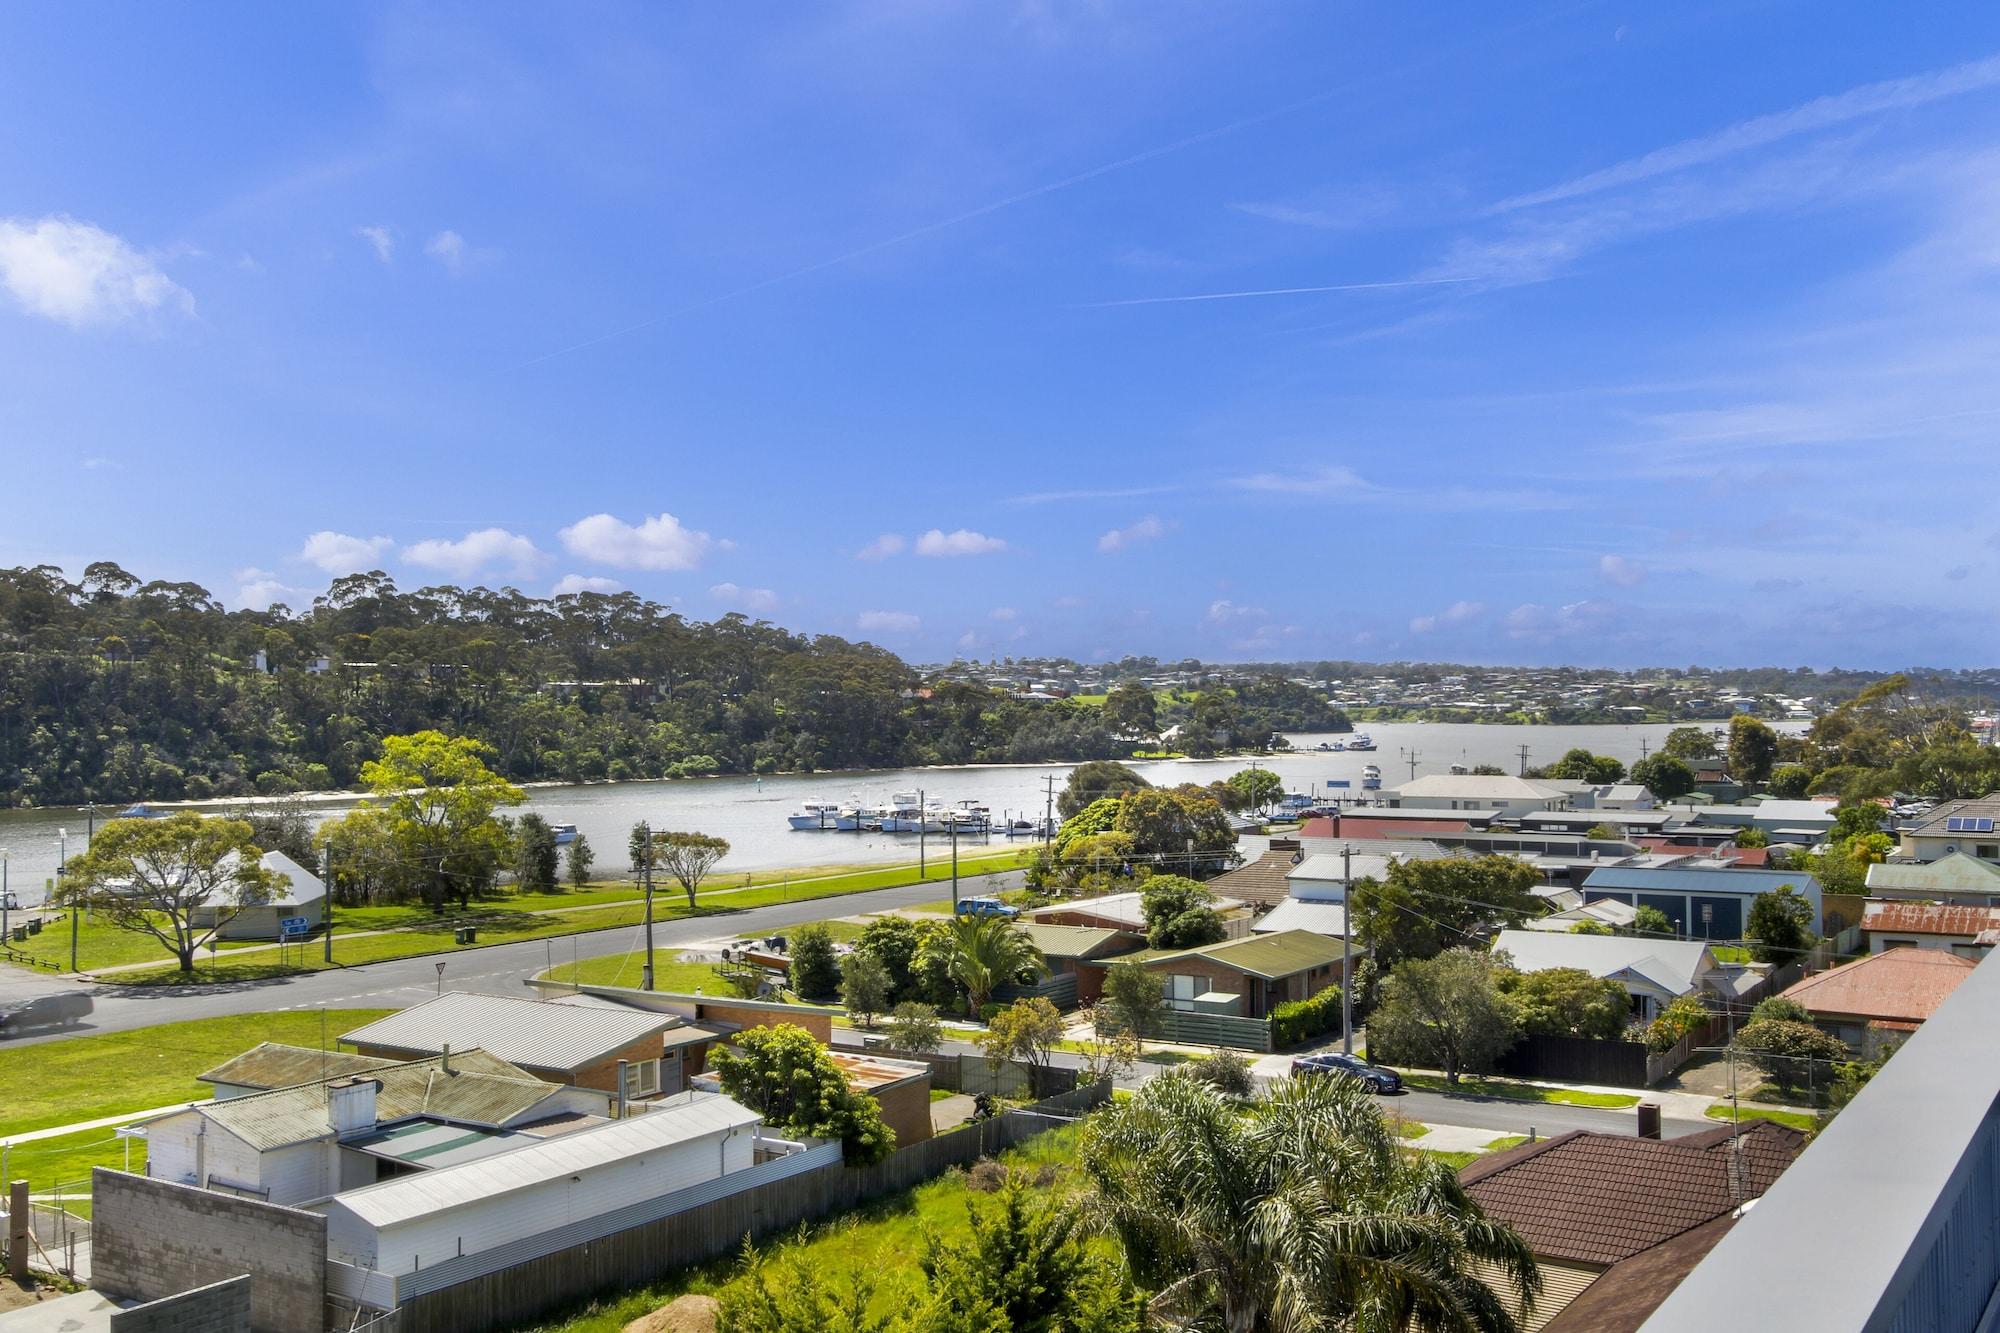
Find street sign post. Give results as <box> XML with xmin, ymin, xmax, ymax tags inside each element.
<box><xmin>279</xmin><ymin>915</ymin><xmax>309</xmax><ymax>938</ymax></box>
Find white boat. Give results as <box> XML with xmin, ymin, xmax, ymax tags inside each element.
<box><xmin>1346</xmin><ymin>734</ymin><xmax>1378</xmax><ymax>751</ymax></box>
<box><xmin>552</xmin><ymin>822</ymin><xmax>579</xmax><ymax>846</ymax></box>
<box><xmin>878</xmin><ymin>792</ymin><xmax>926</xmax><ymax>832</ymax></box>
<box><xmin>787</xmin><ymin>800</ymin><xmax>843</xmax><ymax>831</ymax></box>
<box><xmin>1361</xmin><ymin>764</ymin><xmax>1382</xmax><ymax>790</ymax></box>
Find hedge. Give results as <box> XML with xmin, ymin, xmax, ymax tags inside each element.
<box><xmin>1272</xmin><ymin>986</ymin><xmax>1345</xmax><ymax>1048</ymax></box>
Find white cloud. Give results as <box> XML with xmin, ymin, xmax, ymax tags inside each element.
<box><xmin>710</xmin><ymin>582</ymin><xmax>779</xmax><ymax>612</ymax></box>
<box><xmin>1206</xmin><ymin>599</ymin><xmax>1266</xmax><ymax>624</ymax></box>
<box><xmin>989</xmin><ymin>607</ymin><xmax>1020</xmax><ymax>621</ymax></box>
<box><xmin>402</xmin><ymin>527</ymin><xmax>544</xmax><ymax>580</ymax></box>
<box><xmin>1409</xmin><ymin>600</ymin><xmax>1485</xmax><ymax>634</ymax></box>
<box><xmin>856</xmin><ymin>533</ymin><xmax>906</xmax><ymax>561</ymax></box>
<box><xmin>553</xmin><ymin>574</ymin><xmax>623</xmax><ymax>596</ymax></box>
<box><xmin>0</xmin><ymin>215</ymin><xmax>193</xmax><ymax>328</ymax></box>
<box><xmin>559</xmin><ymin>512</ymin><xmax>714</xmax><ymax>571</ymax></box>
<box><xmin>858</xmin><ymin>610</ymin><xmax>920</xmax><ymax>634</ymax></box>
<box><xmin>1098</xmin><ymin>515</ymin><xmax>1169</xmax><ymax>553</ymax></box>
<box><xmin>357</xmin><ymin>226</ymin><xmax>395</xmax><ymax>263</ymax></box>
<box><xmin>1504</xmin><ymin>600</ymin><xmax>1618</xmax><ymax>640</ymax></box>
<box><xmin>299</xmin><ymin>531</ymin><xmax>394</xmax><ymax>574</ymax></box>
<box><xmin>1230</xmin><ymin>465</ymin><xmax>1378</xmax><ymax>496</ymax></box>
<box><xmin>956</xmin><ymin>630</ymin><xmax>980</xmax><ymax>652</ymax></box>
<box><xmin>1598</xmin><ymin>554</ymin><xmax>1648</xmax><ymax>587</ymax></box>
<box><xmin>915</xmin><ymin>528</ymin><xmax>1008</xmax><ymax>557</ymax></box>
<box><xmin>233</xmin><ymin>568</ymin><xmax>310</xmax><ymax>612</ymax></box>
<box><xmin>426</xmin><ymin>230</ymin><xmax>469</xmax><ymax>273</ymax></box>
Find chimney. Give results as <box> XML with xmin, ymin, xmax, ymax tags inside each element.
<box><xmin>328</xmin><ymin>1078</ymin><xmax>380</xmax><ymax>1136</ymax></box>
<box><xmin>1636</xmin><ymin>1102</ymin><xmax>1662</xmax><ymax>1140</ymax></box>
<box><xmin>616</xmin><ymin>1059</ymin><xmax>629</xmax><ymax>1118</ymax></box>
<box><xmin>442</xmin><ymin>1042</ymin><xmax>451</xmax><ymax>1074</ymax></box>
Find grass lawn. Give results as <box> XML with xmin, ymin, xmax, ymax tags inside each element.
<box><xmin>540</xmin><ymin>919</ymin><xmax>867</xmax><ymax>993</ymax></box>
<box><xmin>516</xmin><ymin>1125</ymin><xmax>1091</xmax><ymax>1333</ymax></box>
<box><xmin>1705</xmin><ymin>1104</ymin><xmax>1817</xmax><ymax>1132</ymax></box>
<box><xmin>0</xmin><ymin>1009</ymin><xmax>394</xmax><ymax>1136</ymax></box>
<box><xmin>1711</xmin><ymin>945</ymin><xmax>1753</xmax><ymax>964</ymax></box>
<box><xmin>1401</xmin><ymin>1073</ymin><xmax>1641</xmax><ymax>1109</ymax></box>
<box><xmin>1391</xmin><ymin>1118</ymin><xmax>1430</xmax><ymax>1140</ymax></box>
<box><xmin>4</xmin><ymin>1127</ymin><xmax>146</xmax><ymax>1214</ymax></box>
<box><xmin>1420</xmin><ymin>1150</ymin><xmax>1482</xmax><ymax>1172</ymax></box>
<box><xmin>1483</xmin><ymin>1135</ymin><xmax>1529</xmax><ymax>1151</ymax></box>
<box><xmin>9</xmin><ymin>914</ymin><xmax>268</xmax><ymax>971</ymax></box>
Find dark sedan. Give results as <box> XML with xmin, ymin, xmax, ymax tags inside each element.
<box><xmin>1290</xmin><ymin>1052</ymin><xmax>1403</xmax><ymax>1094</ymax></box>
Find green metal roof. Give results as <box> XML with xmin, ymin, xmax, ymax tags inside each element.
<box><xmin>1144</xmin><ymin>929</ymin><xmax>1347</xmax><ymax>980</ymax></box>
<box><xmin>1019</xmin><ymin>923</ymin><xmax>1141</xmax><ymax>959</ymax></box>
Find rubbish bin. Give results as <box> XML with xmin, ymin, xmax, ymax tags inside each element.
<box><xmin>27</xmin><ymin>918</ymin><xmax>42</xmax><ymax>935</ymax></box>
<box><xmin>10</xmin><ymin>926</ymin><xmax>25</xmax><ymax>943</ymax></box>
<box><xmin>455</xmin><ymin>927</ymin><xmax>478</xmax><ymax>945</ymax></box>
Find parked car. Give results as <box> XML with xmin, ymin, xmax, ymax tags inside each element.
<box><xmin>1290</xmin><ymin>1051</ymin><xmax>1403</xmax><ymax>1094</ymax></box>
<box><xmin>0</xmin><ymin>991</ymin><xmax>93</xmax><ymax>1034</ymax></box>
<box><xmin>954</xmin><ymin>896</ymin><xmax>1019</xmax><ymax>919</ymax></box>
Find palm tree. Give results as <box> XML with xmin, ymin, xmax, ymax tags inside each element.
<box><xmin>1082</xmin><ymin>1071</ymin><xmax>1540</xmax><ymax>1333</ymax></box>
<box><xmin>947</xmin><ymin>914</ymin><xmax>1046</xmax><ymax>1014</ymax></box>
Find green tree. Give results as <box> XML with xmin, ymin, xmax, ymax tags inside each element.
<box><xmin>1544</xmin><ymin>747</ymin><xmax>1626</xmax><ymax>782</ymax></box>
<box><xmin>1138</xmin><ymin>874</ymin><xmax>1227</xmax><ymax>948</ymax></box>
<box><xmin>1351</xmin><ymin>855</ymin><xmax>1544</xmax><ymax>966</ymax></box>
<box><xmin>918</xmin><ymin>1181</ymin><xmax>1144</xmax><ymax>1333</ymax></box>
<box><xmin>1737</xmin><ymin>1018</ymin><xmax>1848</xmax><ymax>1097</ymax></box>
<box><xmin>1568</xmin><ymin>919</ymin><xmax>1613</xmax><ymax>935</ymax></box>
<box><xmin>1729</xmin><ymin>715</ymin><xmax>1780</xmax><ymax>783</ymax></box>
<box><xmin>1100</xmin><ymin>683</ymin><xmax>1159</xmax><ymax>741</ymax></box>
<box><xmin>1098</xmin><ymin>960</ymin><xmax>1167</xmax><ymax>1041</ymax></box>
<box><xmin>910</xmin><ymin>919</ymin><xmax>963</xmax><ymax>1009</ymax></box>
<box><xmin>1735</xmin><ymin>826</ymin><xmax>1769</xmax><ymax>848</ymax></box>
<box><xmin>1749</xmin><ymin>994</ymin><xmax>1812</xmax><ymax>1025</ymax></box>
<box><xmin>360</xmin><ymin>731</ymin><xmax>524</xmax><ymax>912</ymax></box>
<box><xmin>1768</xmin><ymin>763</ymin><xmax>1814</xmax><ymax>798</ymax></box>
<box><xmin>840</xmin><ymin>949</ymin><xmax>892</xmax><ymax>1028</ymax></box>
<box><xmin>1052</xmin><ymin>797</ymin><xmax>1125</xmax><ymax>855</ymax></box>
<box><xmin>1645</xmin><ymin>994</ymin><xmax>1711</xmax><ymax>1054</ymax></box>
<box><xmin>564</xmin><ymin>831</ymin><xmax>595</xmax><ymax>888</ymax></box>
<box><xmin>1630</xmin><ymin>753</ymin><xmax>1696</xmax><ymax>802</ymax></box>
<box><xmin>1746</xmin><ymin>885</ymin><xmax>1816</xmax><ymax>963</ymax></box>
<box><xmin>1499</xmin><ymin>966</ymin><xmax>1630</xmax><ymax>1039</ymax></box>
<box><xmin>1082</xmin><ymin>1071</ymin><xmax>1538</xmax><ymax>1330</ymax></box>
<box><xmin>710</xmin><ymin>1023</ymin><xmax>895</xmax><ymax>1163</ymax></box>
<box><xmin>1058</xmin><ymin>761</ymin><xmax>1150</xmax><ymax>820</ymax></box>
<box><xmin>854</xmin><ymin>915</ymin><xmax>922</xmax><ymax>1001</ymax></box>
<box><xmin>1633</xmin><ymin>904</ymin><xmax>1674</xmax><ymax>938</ymax></box>
<box><xmin>231</xmin><ymin>797</ymin><xmax>317</xmax><ymax>868</ymax></box>
<box><xmin>1112</xmin><ymin>787</ymin><xmax>1236</xmax><ymax>865</ymax></box>
<box><xmin>947</xmin><ymin>916</ymin><xmax>1046</xmax><ymax>1015</ymax></box>
<box><xmin>1224</xmin><ymin>766</ymin><xmax>1284</xmax><ymax>813</ymax></box>
<box><xmin>885</xmin><ymin>1001</ymin><xmax>944</xmax><ymax>1055</ymax></box>
<box><xmin>719</xmin><ymin>1245</ymin><xmax>894</xmax><ymax>1333</ymax></box>
<box><xmin>1369</xmin><ymin>949</ymin><xmax>1521</xmax><ymax>1084</ymax></box>
<box><xmin>1663</xmin><ymin>726</ymin><xmax>1718</xmax><ymax>760</ymax></box>
<box><xmin>635</xmin><ymin>829</ymin><xmax>730</xmax><ymax>910</ymax></box>
<box><xmin>1584</xmin><ymin>823</ymin><xmax>1621</xmax><ymax>841</ymax></box>
<box><xmin>789</xmin><ymin>922</ymin><xmax>842</xmax><ymax>999</ymax></box>
<box><xmin>980</xmin><ymin>996</ymin><xmax>1065</xmax><ymax>1089</ymax></box>
<box><xmin>512</xmin><ymin>812</ymin><xmax>559</xmax><ymax>892</ymax></box>
<box><xmin>66</xmin><ymin>813</ymin><xmax>280</xmax><ymax>973</ymax></box>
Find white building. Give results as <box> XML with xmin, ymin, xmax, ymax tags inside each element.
<box><xmin>187</xmin><ymin>849</ymin><xmax>327</xmax><ymax>941</ymax></box>
<box><xmin>1491</xmin><ymin>928</ymin><xmax>1722</xmax><ymax>1020</ymax></box>
<box><xmin>1384</xmin><ymin>775</ymin><xmax>1578</xmax><ymax>816</ymax></box>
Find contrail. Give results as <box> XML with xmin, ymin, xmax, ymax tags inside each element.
<box><xmin>1073</xmin><ymin>277</ymin><xmax>1477</xmax><ymax>308</ymax></box>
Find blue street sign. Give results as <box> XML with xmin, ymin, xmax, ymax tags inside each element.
<box><xmin>280</xmin><ymin>915</ymin><xmax>309</xmax><ymax>936</ymax></box>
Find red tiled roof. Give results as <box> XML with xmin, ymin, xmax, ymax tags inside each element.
<box><xmin>1540</xmin><ymin>1214</ymin><xmax>1739</xmax><ymax>1333</ymax></box>
<box><xmin>1637</xmin><ymin>840</ymin><xmax>1770</xmax><ymax>867</ymax></box>
<box><xmin>1862</xmin><ymin>902</ymin><xmax>2000</xmax><ymax>938</ymax></box>
<box><xmin>1460</xmin><ymin>1124</ymin><xmax>1804</xmax><ymax>1267</ymax></box>
<box><xmin>1781</xmin><ymin>948</ymin><xmax>1977</xmax><ymax>1024</ymax></box>
<box><xmin>1205</xmin><ymin>849</ymin><xmax>1298</xmax><ymax>907</ymax></box>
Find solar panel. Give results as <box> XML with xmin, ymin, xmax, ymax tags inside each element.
<box><xmin>1979</xmin><ymin>817</ymin><xmax>1995</xmax><ymax>834</ymax></box>
<box><xmin>1945</xmin><ymin>816</ymin><xmax>1994</xmax><ymax>833</ymax></box>
<box><xmin>1948</xmin><ymin>817</ymin><xmax>1965</xmax><ymax>832</ymax></box>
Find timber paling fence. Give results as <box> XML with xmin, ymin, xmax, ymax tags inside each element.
<box><xmin>378</xmin><ymin>1081</ymin><xmax>1112</xmax><ymax>1333</ymax></box>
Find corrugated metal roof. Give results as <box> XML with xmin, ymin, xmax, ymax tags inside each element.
<box><xmin>199</xmin><ymin>1042</ymin><xmax>395</xmax><ymax>1090</ymax></box>
<box><xmin>1019</xmin><ymin>924</ymin><xmax>1137</xmax><ymax>958</ymax></box>
<box><xmin>345</xmin><ymin>1120</ymin><xmax>542</xmax><ymax>1170</ymax></box>
<box><xmin>1147</xmin><ymin>929</ymin><xmax>1347</xmax><ymax>979</ymax></box>
<box><xmin>1491</xmin><ymin>930</ymin><xmax>1714</xmax><ymax>996</ymax></box>
<box><xmin>340</xmin><ymin>991</ymin><xmax>676</xmax><ymax>1071</ymax></box>
<box><xmin>329</xmin><ymin>1093</ymin><xmax>761</xmax><ymax>1228</ymax></box>
<box><xmin>178</xmin><ymin>1050</ymin><xmax>562</xmax><ymax>1150</ymax></box>
<box><xmin>1251</xmin><ymin>899</ymin><xmax>1349</xmax><ymax>938</ymax></box>
<box><xmin>1781</xmin><ymin>949</ymin><xmax>1976</xmax><ymax>1023</ymax></box>
<box><xmin>1582</xmin><ymin>865</ymin><xmax>1819</xmax><ymax>896</ymax></box>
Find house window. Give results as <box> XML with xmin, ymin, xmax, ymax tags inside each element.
<box><xmin>1165</xmin><ymin>974</ymin><xmax>1199</xmax><ymax>1012</ymax></box>
<box><xmin>623</xmin><ymin>1059</ymin><xmax>661</xmax><ymax>1099</ymax></box>
<box><xmin>1978</xmin><ymin>844</ymin><xmax>1999</xmax><ymax>860</ymax></box>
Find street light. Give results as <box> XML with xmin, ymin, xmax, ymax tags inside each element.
<box><xmin>59</xmin><ymin>826</ymin><xmax>77</xmax><ymax>973</ymax></box>
<box><xmin>1</xmin><ymin>847</ymin><xmax>10</xmax><ymax>942</ymax></box>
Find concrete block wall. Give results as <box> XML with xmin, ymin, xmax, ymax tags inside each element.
<box><xmin>92</xmin><ymin>1170</ymin><xmax>326</xmax><ymax>1333</ymax></box>
<box><xmin>110</xmin><ymin>1275</ymin><xmax>254</xmax><ymax>1333</ymax></box>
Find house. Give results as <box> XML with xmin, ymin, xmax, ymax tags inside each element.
<box><xmin>340</xmin><ymin>992</ymin><xmax>724</xmax><ymax>1103</ymax></box>
<box><xmin>1514</xmin><ymin>810</ymin><xmax>1677</xmax><ymax>838</ymax></box>
<box><xmin>1779</xmin><ymin>949</ymin><xmax>1977</xmax><ymax>1056</ymax></box>
<box><xmin>1490</xmin><ymin>929</ymin><xmax>1722</xmax><ymax>1021</ymax></box>
<box><xmin>1521</xmin><ymin>898</ymin><xmax>1640</xmax><ymax>934</ymax></box>
<box><xmin>1250</xmin><ymin>897</ymin><xmax>1350</xmax><ymax>939</ymax></box>
<box><xmin>322</xmin><ymin>1095</ymin><xmax>765</xmax><ymax>1282</ymax></box>
<box><xmin>825</xmin><ymin>1052</ymin><xmax>934</xmax><ymax>1146</ymax></box>
<box><xmin>1864</xmin><ymin>850</ymin><xmax>2000</xmax><ymax>905</ymax></box>
<box><xmin>140</xmin><ymin>1049</ymin><xmax>614</xmax><ymax>1205</ymax></box>
<box><xmin>1578</xmin><ymin>864</ymin><xmax>1821</xmax><ymax>941</ymax></box>
<box><xmin>1383</xmin><ymin>774</ymin><xmax>1579</xmax><ymax>816</ymax></box>
<box><xmin>198</xmin><ymin>1043</ymin><xmax>400</xmax><ymax>1099</ymax></box>
<box><xmin>186</xmin><ymin>850</ymin><xmax>326</xmax><ymax>941</ymax></box>
<box><xmin>1141</xmin><ymin>929</ymin><xmax>1350</xmax><ymax>1019</ymax></box>
<box><xmin>1030</xmin><ymin>890</ymin><xmax>1246</xmax><ymax>934</ymax></box>
<box><xmin>1897</xmin><ymin>796</ymin><xmax>2000</xmax><ymax>864</ymax></box>
<box><xmin>1018</xmin><ymin>923</ymin><xmax>1144</xmax><ymax>1005</ymax></box>
<box><xmin>1684</xmin><ymin>800</ymin><xmax>1836</xmax><ymax>842</ymax></box>
<box><xmin>1580</xmin><ymin>783</ymin><xmax>1658</xmax><ymax>811</ymax></box>
<box><xmin>1204</xmin><ymin>849</ymin><xmax>1302</xmax><ymax>908</ymax></box>
<box><xmin>1306</xmin><ymin>809</ymin><xmax>1486</xmax><ymax>841</ymax></box>
<box><xmin>1459</xmin><ymin>1122</ymin><xmax>1805</xmax><ymax>1332</ymax></box>
<box><xmin>1860</xmin><ymin>901</ymin><xmax>2000</xmax><ymax>958</ymax></box>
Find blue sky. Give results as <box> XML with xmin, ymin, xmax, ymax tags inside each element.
<box><xmin>4</xmin><ymin>4</ymin><xmax>1999</xmax><ymax>669</ymax></box>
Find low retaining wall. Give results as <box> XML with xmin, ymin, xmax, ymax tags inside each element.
<box><xmin>110</xmin><ymin>1275</ymin><xmax>253</xmax><ymax>1333</ymax></box>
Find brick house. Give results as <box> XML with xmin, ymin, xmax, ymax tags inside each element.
<box><xmin>1140</xmin><ymin>929</ymin><xmax>1349</xmax><ymax>1018</ymax></box>
<box><xmin>1779</xmin><ymin>948</ymin><xmax>1977</xmax><ymax>1057</ymax></box>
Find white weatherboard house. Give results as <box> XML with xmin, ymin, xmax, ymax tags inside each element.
<box><xmin>321</xmin><ymin>1095</ymin><xmax>762</xmax><ymax>1280</ymax></box>
<box><xmin>1490</xmin><ymin>929</ymin><xmax>1722</xmax><ymax>1021</ymax></box>
<box><xmin>1384</xmin><ymin>775</ymin><xmax>1579</xmax><ymax>816</ymax></box>
<box><xmin>187</xmin><ymin>849</ymin><xmax>327</xmax><ymax>940</ymax></box>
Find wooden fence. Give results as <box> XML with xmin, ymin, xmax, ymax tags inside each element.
<box><xmin>386</xmin><ymin>1082</ymin><xmax>1112</xmax><ymax>1333</ymax></box>
<box><xmin>1496</xmin><ymin>1033</ymin><xmax>1651</xmax><ymax>1088</ymax></box>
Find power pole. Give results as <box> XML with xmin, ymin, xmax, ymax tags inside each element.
<box><xmin>639</xmin><ymin>820</ymin><xmax>656</xmax><ymax>991</ymax></box>
<box><xmin>918</xmin><ymin>788</ymin><xmax>927</xmax><ymax>877</ymax></box>
<box><xmin>1516</xmin><ymin>743</ymin><xmax>1532</xmax><ymax>776</ymax></box>
<box><xmin>1341</xmin><ymin>843</ymin><xmax>1354</xmax><ymax>1056</ymax></box>
<box><xmin>1640</xmin><ymin>736</ymin><xmax>1651</xmax><ymax>759</ymax></box>
<box><xmin>950</xmin><ymin>820</ymin><xmax>961</xmax><ymax>910</ymax></box>
<box><xmin>321</xmin><ymin>842</ymin><xmax>334</xmax><ymax>964</ymax></box>
<box><xmin>1401</xmin><ymin>748</ymin><xmax>1421</xmax><ymax>783</ymax></box>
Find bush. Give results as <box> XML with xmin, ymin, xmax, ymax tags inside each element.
<box><xmin>788</xmin><ymin>924</ymin><xmax>841</xmax><ymax>1000</ymax></box>
<box><xmin>1738</xmin><ymin>1018</ymin><xmax>1848</xmax><ymax>1096</ymax></box>
<box><xmin>1271</xmin><ymin>985</ymin><xmax>1345</xmax><ymax>1048</ymax></box>
<box><xmin>1750</xmin><ymin>994</ymin><xmax>1812</xmax><ymax>1026</ymax></box>
<box><xmin>1645</xmin><ymin>994</ymin><xmax>1711</xmax><ymax>1054</ymax></box>
<box><xmin>1188</xmin><ymin>1048</ymin><xmax>1255</xmax><ymax>1098</ymax></box>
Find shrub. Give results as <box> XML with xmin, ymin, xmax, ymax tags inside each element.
<box><xmin>1645</xmin><ymin>994</ymin><xmax>1711</xmax><ymax>1054</ymax></box>
<box><xmin>1188</xmin><ymin>1048</ymin><xmax>1255</xmax><ymax>1098</ymax></box>
<box><xmin>1750</xmin><ymin>994</ymin><xmax>1812</xmax><ymax>1026</ymax></box>
<box><xmin>787</xmin><ymin>924</ymin><xmax>841</xmax><ymax>1000</ymax></box>
<box><xmin>1271</xmin><ymin>985</ymin><xmax>1346</xmax><ymax>1048</ymax></box>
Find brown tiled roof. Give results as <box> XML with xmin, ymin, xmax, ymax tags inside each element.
<box><xmin>1539</xmin><ymin>1214</ymin><xmax>1738</xmax><ymax>1333</ymax></box>
<box><xmin>1460</xmin><ymin>1124</ymin><xmax>1804</xmax><ymax>1267</ymax></box>
<box><xmin>1205</xmin><ymin>850</ymin><xmax>1298</xmax><ymax>907</ymax></box>
<box><xmin>1909</xmin><ymin>795</ymin><xmax>2000</xmax><ymax>837</ymax></box>
<box><xmin>1780</xmin><ymin>948</ymin><xmax>1976</xmax><ymax>1023</ymax></box>
<box><xmin>1862</xmin><ymin>902</ymin><xmax>2000</xmax><ymax>938</ymax></box>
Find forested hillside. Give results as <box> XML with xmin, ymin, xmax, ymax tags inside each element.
<box><xmin>0</xmin><ymin>564</ymin><xmax>1333</xmax><ymax>807</ymax></box>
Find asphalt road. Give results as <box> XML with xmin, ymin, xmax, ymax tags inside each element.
<box><xmin>0</xmin><ymin>870</ymin><xmax>1024</xmax><ymax>1048</ymax></box>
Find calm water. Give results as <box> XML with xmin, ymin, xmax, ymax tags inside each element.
<box><xmin>0</xmin><ymin>720</ymin><xmax>1802</xmax><ymax>906</ymax></box>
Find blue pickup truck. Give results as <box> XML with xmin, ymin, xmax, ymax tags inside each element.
<box><xmin>954</xmin><ymin>896</ymin><xmax>1020</xmax><ymax>919</ymax></box>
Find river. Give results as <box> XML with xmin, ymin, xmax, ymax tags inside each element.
<box><xmin>0</xmin><ymin>719</ymin><xmax>1804</xmax><ymax>906</ymax></box>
